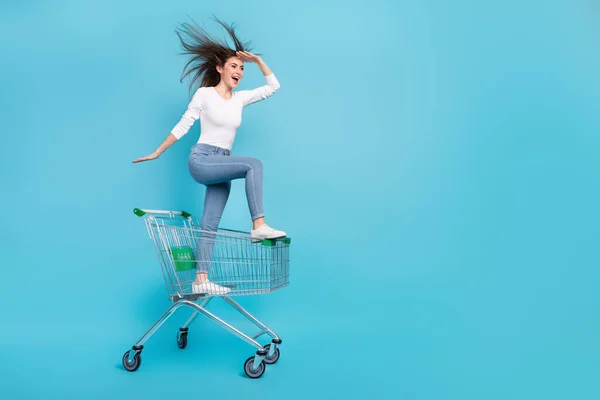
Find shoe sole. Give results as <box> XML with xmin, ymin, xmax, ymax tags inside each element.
<box><xmin>192</xmin><ymin>290</ymin><xmax>231</xmax><ymax>295</ymax></box>
<box><xmin>251</xmin><ymin>235</ymin><xmax>287</xmax><ymax>243</ymax></box>
<box><xmin>192</xmin><ymin>285</ymin><xmax>232</xmax><ymax>295</ymax></box>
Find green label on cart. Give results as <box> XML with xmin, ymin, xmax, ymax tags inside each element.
<box><xmin>170</xmin><ymin>246</ymin><xmax>196</xmax><ymax>271</ymax></box>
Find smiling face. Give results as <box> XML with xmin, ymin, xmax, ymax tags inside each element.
<box><xmin>216</xmin><ymin>56</ymin><xmax>245</xmax><ymax>88</ymax></box>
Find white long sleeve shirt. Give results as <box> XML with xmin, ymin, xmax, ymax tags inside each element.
<box><xmin>171</xmin><ymin>73</ymin><xmax>280</xmax><ymax>150</ymax></box>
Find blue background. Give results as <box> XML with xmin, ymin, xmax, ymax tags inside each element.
<box><xmin>1</xmin><ymin>0</ymin><xmax>599</xmax><ymax>398</ymax></box>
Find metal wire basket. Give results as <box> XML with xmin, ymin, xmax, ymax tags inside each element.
<box><xmin>135</xmin><ymin>208</ymin><xmax>290</xmax><ymax>299</ymax></box>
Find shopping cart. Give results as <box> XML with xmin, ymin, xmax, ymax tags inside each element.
<box><xmin>121</xmin><ymin>208</ymin><xmax>291</xmax><ymax>378</ymax></box>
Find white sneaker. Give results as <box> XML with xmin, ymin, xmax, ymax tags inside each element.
<box><xmin>251</xmin><ymin>223</ymin><xmax>287</xmax><ymax>241</ymax></box>
<box><xmin>192</xmin><ymin>281</ymin><xmax>231</xmax><ymax>295</ymax></box>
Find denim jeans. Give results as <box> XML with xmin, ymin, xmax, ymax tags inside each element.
<box><xmin>188</xmin><ymin>143</ymin><xmax>264</xmax><ymax>273</ymax></box>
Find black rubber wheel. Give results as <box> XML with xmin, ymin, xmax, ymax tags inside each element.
<box><xmin>262</xmin><ymin>344</ymin><xmax>280</xmax><ymax>365</ymax></box>
<box><xmin>243</xmin><ymin>356</ymin><xmax>266</xmax><ymax>379</ymax></box>
<box><xmin>177</xmin><ymin>332</ymin><xmax>188</xmax><ymax>349</ymax></box>
<box><xmin>122</xmin><ymin>351</ymin><xmax>142</xmax><ymax>372</ymax></box>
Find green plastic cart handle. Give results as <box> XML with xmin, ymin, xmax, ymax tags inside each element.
<box><xmin>261</xmin><ymin>237</ymin><xmax>292</xmax><ymax>246</ymax></box>
<box><xmin>132</xmin><ymin>208</ymin><xmax>192</xmax><ymax>218</ymax></box>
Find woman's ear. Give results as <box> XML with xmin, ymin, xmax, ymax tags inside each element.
<box><xmin>215</xmin><ymin>55</ymin><xmax>223</xmax><ymax>74</ymax></box>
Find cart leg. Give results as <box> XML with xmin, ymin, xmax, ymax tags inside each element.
<box><xmin>176</xmin><ymin>297</ymin><xmax>213</xmax><ymax>349</ymax></box>
<box><xmin>181</xmin><ymin>297</ymin><xmax>213</xmax><ymax>329</ymax></box>
<box><xmin>134</xmin><ymin>301</ymin><xmax>184</xmax><ymax>347</ymax></box>
<box><xmin>123</xmin><ymin>301</ymin><xmax>186</xmax><ymax>369</ymax></box>
<box><xmin>222</xmin><ymin>297</ymin><xmax>282</xmax><ymax>360</ymax></box>
<box><xmin>223</xmin><ymin>297</ymin><xmax>281</xmax><ymax>342</ymax></box>
<box><xmin>180</xmin><ymin>300</ymin><xmax>263</xmax><ymax>350</ymax></box>
<box><xmin>176</xmin><ymin>299</ymin><xmax>279</xmax><ymax>377</ymax></box>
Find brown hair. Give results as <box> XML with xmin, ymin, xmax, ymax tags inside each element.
<box><xmin>175</xmin><ymin>17</ymin><xmax>253</xmax><ymax>93</ymax></box>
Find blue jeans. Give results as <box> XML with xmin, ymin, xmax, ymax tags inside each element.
<box><xmin>188</xmin><ymin>143</ymin><xmax>265</xmax><ymax>273</ymax></box>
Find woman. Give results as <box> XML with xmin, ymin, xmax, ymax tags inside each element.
<box><xmin>133</xmin><ymin>19</ymin><xmax>287</xmax><ymax>295</ymax></box>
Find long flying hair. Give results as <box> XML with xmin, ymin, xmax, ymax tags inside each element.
<box><xmin>175</xmin><ymin>17</ymin><xmax>253</xmax><ymax>93</ymax></box>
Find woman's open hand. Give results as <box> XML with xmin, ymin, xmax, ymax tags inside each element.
<box><xmin>132</xmin><ymin>151</ymin><xmax>159</xmax><ymax>163</ymax></box>
<box><xmin>236</xmin><ymin>51</ymin><xmax>261</xmax><ymax>63</ymax></box>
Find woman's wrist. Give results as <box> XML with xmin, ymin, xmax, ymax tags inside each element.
<box><xmin>257</xmin><ymin>58</ymin><xmax>273</xmax><ymax>76</ymax></box>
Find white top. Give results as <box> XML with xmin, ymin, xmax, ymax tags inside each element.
<box><xmin>171</xmin><ymin>73</ymin><xmax>280</xmax><ymax>150</ymax></box>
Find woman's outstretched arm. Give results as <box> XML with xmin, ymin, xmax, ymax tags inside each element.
<box><xmin>132</xmin><ymin>133</ymin><xmax>178</xmax><ymax>163</ymax></box>
<box><xmin>133</xmin><ymin>89</ymin><xmax>203</xmax><ymax>163</ymax></box>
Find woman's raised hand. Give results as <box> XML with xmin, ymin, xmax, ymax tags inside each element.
<box><xmin>236</xmin><ymin>51</ymin><xmax>261</xmax><ymax>63</ymax></box>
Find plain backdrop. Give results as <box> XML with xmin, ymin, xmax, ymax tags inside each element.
<box><xmin>1</xmin><ymin>0</ymin><xmax>599</xmax><ymax>398</ymax></box>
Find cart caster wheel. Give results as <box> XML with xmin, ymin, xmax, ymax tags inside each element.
<box><xmin>122</xmin><ymin>350</ymin><xmax>142</xmax><ymax>372</ymax></box>
<box><xmin>244</xmin><ymin>356</ymin><xmax>266</xmax><ymax>379</ymax></box>
<box><xmin>263</xmin><ymin>344</ymin><xmax>280</xmax><ymax>365</ymax></box>
<box><xmin>177</xmin><ymin>331</ymin><xmax>188</xmax><ymax>349</ymax></box>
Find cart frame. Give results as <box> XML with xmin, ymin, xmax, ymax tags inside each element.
<box><xmin>121</xmin><ymin>208</ymin><xmax>290</xmax><ymax>378</ymax></box>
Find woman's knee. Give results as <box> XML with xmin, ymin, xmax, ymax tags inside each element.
<box><xmin>247</xmin><ymin>157</ymin><xmax>263</xmax><ymax>172</ymax></box>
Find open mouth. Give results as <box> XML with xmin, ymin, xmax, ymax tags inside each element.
<box><xmin>232</xmin><ymin>76</ymin><xmax>240</xmax><ymax>84</ymax></box>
